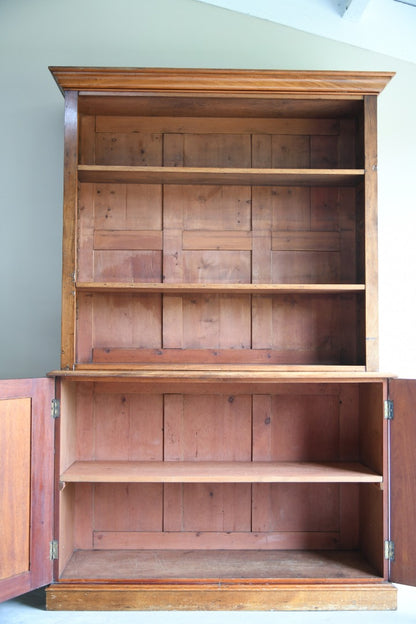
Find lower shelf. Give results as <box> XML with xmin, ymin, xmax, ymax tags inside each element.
<box><xmin>48</xmin><ymin>550</ymin><xmax>396</xmax><ymax>611</ymax></box>
<box><xmin>60</xmin><ymin>549</ymin><xmax>381</xmax><ymax>581</ymax></box>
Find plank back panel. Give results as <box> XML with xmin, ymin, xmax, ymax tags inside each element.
<box><xmin>63</xmin><ymin>382</ymin><xmax>373</xmax><ymax>556</ymax></box>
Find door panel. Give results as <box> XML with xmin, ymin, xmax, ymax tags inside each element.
<box><xmin>389</xmin><ymin>379</ymin><xmax>416</xmax><ymax>586</ymax></box>
<box><xmin>0</xmin><ymin>378</ymin><xmax>55</xmax><ymax>603</ymax></box>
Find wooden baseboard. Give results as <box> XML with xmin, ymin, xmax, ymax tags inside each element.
<box><xmin>46</xmin><ymin>582</ymin><xmax>397</xmax><ymax>611</ymax></box>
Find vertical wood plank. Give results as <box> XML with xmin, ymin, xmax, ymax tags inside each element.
<box><xmin>338</xmin><ymin>187</ymin><xmax>356</xmax><ymax>283</ymax></box>
<box><xmin>73</xmin><ymin>484</ymin><xmax>94</xmax><ymax>550</ymax></box>
<box><xmin>252</xmin><ymin>483</ymin><xmax>340</xmax><ymax>534</ymax></box>
<box><xmin>163</xmin><ymin>296</ymin><xmax>184</xmax><ymax>348</ymax></box>
<box><xmin>271</xmin><ymin>136</ymin><xmax>310</xmax><ymax>168</ymax></box>
<box><xmin>338</xmin><ymin>119</ymin><xmax>356</xmax><ymax>168</ymax></box>
<box><xmin>338</xmin><ymin>384</ymin><xmax>359</xmax><ymax>461</ymax></box>
<box><xmin>95</xmin><ymin>132</ymin><xmax>162</xmax><ymax>165</ymax></box>
<box><xmin>164</xmin><ymin>134</ymin><xmax>184</xmax><ymax>166</ymax></box>
<box><xmin>252</xmin><ymin>394</ymin><xmax>340</xmax><ymax>462</ymax></box>
<box><xmin>164</xmin><ymin>394</ymin><xmax>252</xmax><ymax>461</ymax></box>
<box><xmin>78</xmin><ymin>115</ymin><xmax>95</xmax><ymax>164</ymax></box>
<box><xmin>252</xmin><ymin>135</ymin><xmax>271</xmax><ymax>168</ymax></box>
<box><xmin>94</xmin><ymin>483</ymin><xmax>163</xmax><ymax>533</ymax></box>
<box><xmin>164</xmin><ymin>484</ymin><xmax>252</xmax><ymax>532</ymax></box>
<box><xmin>61</xmin><ymin>90</ymin><xmax>78</xmax><ymax>369</ymax></box>
<box><xmin>77</xmin><ymin>184</ymin><xmax>95</xmax><ymax>282</ymax></box>
<box><xmin>94</xmin><ymin>393</ymin><xmax>163</xmax><ymax>460</ymax></box>
<box><xmin>252</xmin><ymin>187</ymin><xmax>272</xmax><ymax>284</ymax></box>
<box><xmin>339</xmin><ymin>484</ymin><xmax>359</xmax><ymax>548</ymax></box>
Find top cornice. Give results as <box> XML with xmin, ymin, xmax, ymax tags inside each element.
<box><xmin>49</xmin><ymin>67</ymin><xmax>394</xmax><ymax>97</ymax></box>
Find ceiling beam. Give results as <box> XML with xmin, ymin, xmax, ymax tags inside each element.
<box><xmin>340</xmin><ymin>0</ymin><xmax>371</xmax><ymax>20</ymax></box>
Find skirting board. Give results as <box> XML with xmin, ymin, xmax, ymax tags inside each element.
<box><xmin>46</xmin><ymin>582</ymin><xmax>397</xmax><ymax>611</ymax></box>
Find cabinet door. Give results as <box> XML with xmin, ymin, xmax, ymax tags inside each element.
<box><xmin>0</xmin><ymin>378</ymin><xmax>55</xmax><ymax>603</ymax></box>
<box><xmin>389</xmin><ymin>379</ymin><xmax>416</xmax><ymax>586</ymax></box>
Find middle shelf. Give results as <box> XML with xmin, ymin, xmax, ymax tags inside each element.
<box><xmin>78</xmin><ymin>165</ymin><xmax>365</xmax><ymax>186</ymax></box>
<box><xmin>60</xmin><ymin>460</ymin><xmax>383</xmax><ymax>484</ymax></box>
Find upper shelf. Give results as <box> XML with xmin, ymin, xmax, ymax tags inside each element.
<box><xmin>78</xmin><ymin>165</ymin><xmax>365</xmax><ymax>187</ymax></box>
<box><xmin>76</xmin><ymin>282</ymin><xmax>366</xmax><ymax>295</ymax></box>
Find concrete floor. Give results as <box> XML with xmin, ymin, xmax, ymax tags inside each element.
<box><xmin>1</xmin><ymin>584</ymin><xmax>416</xmax><ymax>624</ymax></box>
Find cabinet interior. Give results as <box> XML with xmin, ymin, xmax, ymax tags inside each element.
<box><xmin>58</xmin><ymin>379</ymin><xmax>386</xmax><ymax>582</ymax></box>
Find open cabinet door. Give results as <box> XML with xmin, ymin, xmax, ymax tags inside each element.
<box><xmin>0</xmin><ymin>378</ymin><xmax>55</xmax><ymax>603</ymax></box>
<box><xmin>389</xmin><ymin>379</ymin><xmax>416</xmax><ymax>586</ymax></box>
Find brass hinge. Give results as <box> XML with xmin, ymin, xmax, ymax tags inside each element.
<box><xmin>384</xmin><ymin>540</ymin><xmax>395</xmax><ymax>561</ymax></box>
<box><xmin>49</xmin><ymin>540</ymin><xmax>59</xmax><ymax>561</ymax></box>
<box><xmin>384</xmin><ymin>399</ymin><xmax>394</xmax><ymax>420</ymax></box>
<box><xmin>51</xmin><ymin>398</ymin><xmax>60</xmax><ymax>419</ymax></box>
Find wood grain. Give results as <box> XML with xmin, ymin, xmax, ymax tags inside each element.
<box><xmin>60</xmin><ymin>460</ymin><xmax>383</xmax><ymax>483</ymax></box>
<box><xmin>78</xmin><ymin>165</ymin><xmax>365</xmax><ymax>186</ymax></box>
<box><xmin>0</xmin><ymin>378</ymin><xmax>55</xmax><ymax>603</ymax></box>
<box><xmin>50</xmin><ymin>67</ymin><xmax>394</xmax><ymax>96</ymax></box>
<box><xmin>389</xmin><ymin>379</ymin><xmax>416</xmax><ymax>586</ymax></box>
<box><xmin>46</xmin><ymin>581</ymin><xmax>397</xmax><ymax>611</ymax></box>
<box><xmin>61</xmin><ymin>91</ymin><xmax>78</xmax><ymax>369</ymax></box>
<box><xmin>0</xmin><ymin>399</ymin><xmax>31</xmax><ymax>580</ymax></box>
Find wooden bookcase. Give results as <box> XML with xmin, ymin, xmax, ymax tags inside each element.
<box><xmin>4</xmin><ymin>68</ymin><xmax>416</xmax><ymax>611</ymax></box>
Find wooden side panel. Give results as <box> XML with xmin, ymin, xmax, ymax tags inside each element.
<box><xmin>0</xmin><ymin>379</ymin><xmax>55</xmax><ymax>603</ymax></box>
<box><xmin>61</xmin><ymin>91</ymin><xmax>78</xmax><ymax>369</ymax></box>
<box><xmin>363</xmin><ymin>96</ymin><xmax>379</xmax><ymax>371</ymax></box>
<box><xmin>390</xmin><ymin>379</ymin><xmax>416</xmax><ymax>586</ymax></box>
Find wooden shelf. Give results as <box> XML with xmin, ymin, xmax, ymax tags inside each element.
<box><xmin>59</xmin><ymin>549</ymin><xmax>382</xmax><ymax>582</ymax></box>
<box><xmin>76</xmin><ymin>282</ymin><xmax>366</xmax><ymax>295</ymax></box>
<box><xmin>78</xmin><ymin>165</ymin><xmax>365</xmax><ymax>186</ymax></box>
<box><xmin>50</xmin><ymin>366</ymin><xmax>388</xmax><ymax>382</ymax></box>
<box><xmin>60</xmin><ymin>460</ymin><xmax>382</xmax><ymax>484</ymax></box>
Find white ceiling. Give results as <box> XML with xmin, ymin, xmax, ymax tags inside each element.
<box><xmin>195</xmin><ymin>0</ymin><xmax>416</xmax><ymax>64</ymax></box>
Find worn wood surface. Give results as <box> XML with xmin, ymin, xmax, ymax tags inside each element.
<box><xmin>363</xmin><ymin>96</ymin><xmax>379</xmax><ymax>371</ymax></box>
<box><xmin>77</xmin><ymin>282</ymin><xmax>365</xmax><ymax>293</ymax></box>
<box><xmin>78</xmin><ymin>165</ymin><xmax>364</xmax><ymax>186</ymax></box>
<box><xmin>50</xmin><ymin>67</ymin><xmax>394</xmax><ymax>96</ymax></box>
<box><xmin>46</xmin><ymin>581</ymin><xmax>397</xmax><ymax>611</ymax></box>
<box><xmin>60</xmin><ymin>460</ymin><xmax>382</xmax><ymax>483</ymax></box>
<box><xmin>59</xmin><ymin>549</ymin><xmax>381</xmax><ymax>581</ymax></box>
<box><xmin>50</xmin><ymin>67</ymin><xmax>393</xmax><ymax>610</ymax></box>
<box><xmin>61</xmin><ymin>91</ymin><xmax>78</xmax><ymax>369</ymax></box>
<box><xmin>0</xmin><ymin>378</ymin><xmax>55</xmax><ymax>603</ymax></box>
<box><xmin>390</xmin><ymin>379</ymin><xmax>416</xmax><ymax>586</ymax></box>
<box><xmin>0</xmin><ymin>398</ymin><xmax>31</xmax><ymax>581</ymax></box>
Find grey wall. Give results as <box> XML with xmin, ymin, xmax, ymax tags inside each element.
<box><xmin>1</xmin><ymin>0</ymin><xmax>415</xmax><ymax>378</ymax></box>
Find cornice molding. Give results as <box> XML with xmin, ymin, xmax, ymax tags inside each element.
<box><xmin>49</xmin><ymin>67</ymin><xmax>394</xmax><ymax>97</ymax></box>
